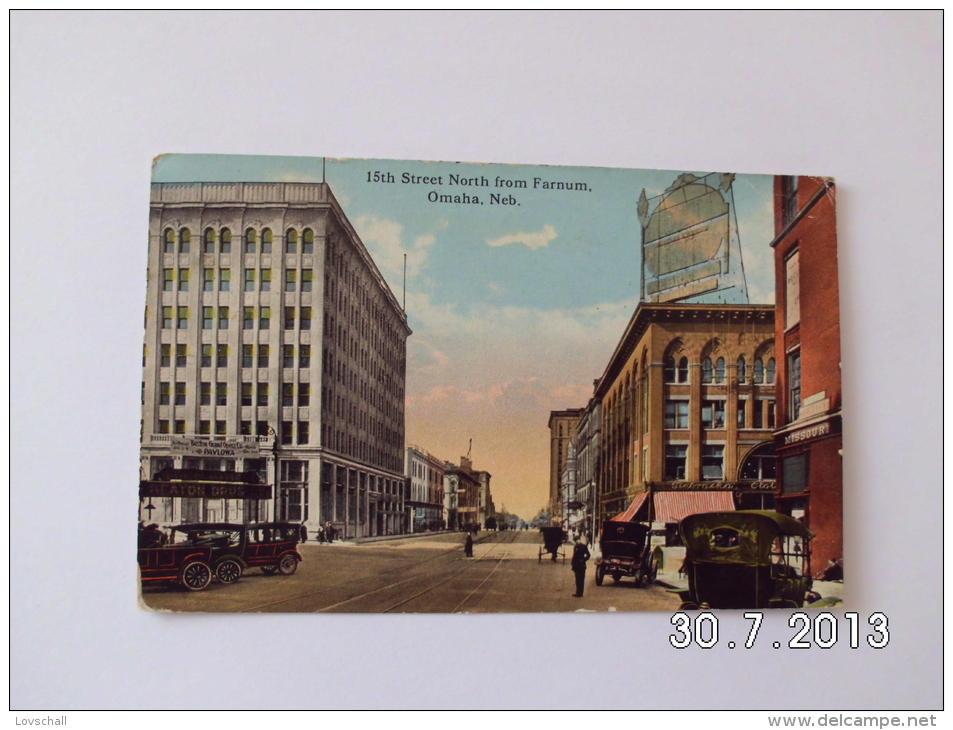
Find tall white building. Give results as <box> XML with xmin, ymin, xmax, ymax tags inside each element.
<box><xmin>140</xmin><ymin>182</ymin><xmax>411</xmax><ymax>539</ymax></box>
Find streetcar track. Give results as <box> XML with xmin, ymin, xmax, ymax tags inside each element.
<box><xmin>238</xmin><ymin>531</ymin><xmax>508</xmax><ymax>613</ymax></box>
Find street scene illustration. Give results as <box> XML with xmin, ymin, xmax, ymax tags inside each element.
<box><xmin>138</xmin><ymin>154</ymin><xmax>843</xmax><ymax>612</ymax></box>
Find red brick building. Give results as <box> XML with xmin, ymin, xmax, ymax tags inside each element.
<box><xmin>771</xmin><ymin>176</ymin><xmax>843</xmax><ymax>576</ymax></box>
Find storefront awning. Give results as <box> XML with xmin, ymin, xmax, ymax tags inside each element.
<box><xmin>653</xmin><ymin>491</ymin><xmax>735</xmax><ymax>524</ymax></box>
<box><xmin>610</xmin><ymin>492</ymin><xmax>649</xmax><ymax>522</ymax></box>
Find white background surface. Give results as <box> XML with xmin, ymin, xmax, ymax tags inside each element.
<box><xmin>10</xmin><ymin>11</ymin><xmax>942</xmax><ymax>710</ymax></box>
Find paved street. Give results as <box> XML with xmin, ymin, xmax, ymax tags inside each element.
<box><xmin>141</xmin><ymin>531</ymin><xmax>681</xmax><ymax>613</ymax></box>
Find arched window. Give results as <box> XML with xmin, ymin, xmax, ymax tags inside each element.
<box><xmin>262</xmin><ymin>228</ymin><xmax>273</xmax><ymax>254</ymax></box>
<box><xmin>664</xmin><ymin>356</ymin><xmax>676</xmax><ymax>383</ymax></box>
<box><xmin>286</xmin><ymin>229</ymin><xmax>298</xmax><ymax>254</ymax></box>
<box><xmin>702</xmin><ymin>358</ymin><xmax>713</xmax><ymax>384</ymax></box>
<box><xmin>245</xmin><ymin>229</ymin><xmax>257</xmax><ymax>254</ymax></box>
<box><xmin>737</xmin><ymin>356</ymin><xmax>747</xmax><ymax>384</ymax></box>
<box><xmin>678</xmin><ymin>357</ymin><xmax>689</xmax><ymax>383</ymax></box>
<box><xmin>754</xmin><ymin>358</ymin><xmax>765</xmax><ymax>384</ymax></box>
<box><xmin>203</xmin><ymin>228</ymin><xmax>215</xmax><ymax>253</ymax></box>
<box><xmin>220</xmin><ymin>228</ymin><xmax>231</xmax><ymax>254</ymax></box>
<box><xmin>715</xmin><ymin>357</ymin><xmax>726</xmax><ymax>383</ymax></box>
<box><xmin>179</xmin><ymin>228</ymin><xmax>191</xmax><ymax>254</ymax></box>
<box><xmin>303</xmin><ymin>229</ymin><xmax>314</xmax><ymax>254</ymax></box>
<box><xmin>767</xmin><ymin>358</ymin><xmax>776</xmax><ymax>384</ymax></box>
<box><xmin>163</xmin><ymin>228</ymin><xmax>175</xmax><ymax>254</ymax></box>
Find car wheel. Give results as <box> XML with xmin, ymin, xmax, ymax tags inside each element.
<box><xmin>595</xmin><ymin>566</ymin><xmax>604</xmax><ymax>586</ymax></box>
<box><xmin>216</xmin><ymin>559</ymin><xmax>243</xmax><ymax>584</ymax></box>
<box><xmin>277</xmin><ymin>553</ymin><xmax>298</xmax><ymax>576</ymax></box>
<box><xmin>180</xmin><ymin>561</ymin><xmax>212</xmax><ymax>591</ymax></box>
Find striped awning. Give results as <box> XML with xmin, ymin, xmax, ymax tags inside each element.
<box><xmin>610</xmin><ymin>492</ymin><xmax>650</xmax><ymax>522</ymax></box>
<box><xmin>653</xmin><ymin>491</ymin><xmax>735</xmax><ymax>524</ymax></box>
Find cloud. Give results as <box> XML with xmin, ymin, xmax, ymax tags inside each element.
<box><xmin>355</xmin><ymin>216</ymin><xmax>436</xmax><ymax>284</ymax></box>
<box><xmin>486</xmin><ymin>224</ymin><xmax>558</xmax><ymax>251</ymax></box>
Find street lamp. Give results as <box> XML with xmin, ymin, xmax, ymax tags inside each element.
<box><xmin>268</xmin><ymin>425</ymin><xmax>280</xmax><ymax>522</ymax></box>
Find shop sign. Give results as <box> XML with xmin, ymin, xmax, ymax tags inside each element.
<box><xmin>170</xmin><ymin>437</ymin><xmax>263</xmax><ymax>458</ymax></box>
<box><xmin>783</xmin><ymin>421</ymin><xmax>830</xmax><ymax>445</ymax></box>
<box><xmin>140</xmin><ymin>480</ymin><xmax>272</xmax><ymax>500</ymax></box>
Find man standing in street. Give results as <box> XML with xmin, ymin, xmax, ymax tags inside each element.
<box><xmin>571</xmin><ymin>537</ymin><xmax>590</xmax><ymax>597</ymax></box>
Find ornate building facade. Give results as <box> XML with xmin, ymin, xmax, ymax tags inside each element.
<box><xmin>140</xmin><ymin>182</ymin><xmax>411</xmax><ymax>539</ymax></box>
<box><xmin>405</xmin><ymin>446</ymin><xmax>446</xmax><ymax>532</ymax></box>
<box><xmin>547</xmin><ymin>409</ymin><xmax>584</xmax><ymax>521</ymax></box>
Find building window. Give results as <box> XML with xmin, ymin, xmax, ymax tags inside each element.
<box><xmin>163</xmin><ymin>229</ymin><xmax>175</xmax><ymax>253</ymax></box>
<box><xmin>260</xmin><ymin>269</ymin><xmax>272</xmax><ymax>292</ymax></box>
<box><xmin>303</xmin><ymin>229</ymin><xmax>314</xmax><ymax>254</ymax></box>
<box><xmin>179</xmin><ymin>229</ymin><xmax>191</xmax><ymax>254</ymax></box>
<box><xmin>175</xmin><ymin>344</ymin><xmax>187</xmax><ymax>367</ymax></box>
<box><xmin>766</xmin><ymin>358</ymin><xmax>776</xmax><ymax>384</ymax></box>
<box><xmin>664</xmin><ymin>400</ymin><xmax>689</xmax><ymax>429</ymax></box>
<box><xmin>298</xmin><ymin>421</ymin><xmax>310</xmax><ymax>444</ymax></box>
<box><xmin>158</xmin><ymin>419</ymin><xmax>170</xmax><ymax>434</ymax></box>
<box><xmin>220</xmin><ymin>228</ymin><xmax>232</xmax><ymax>254</ymax></box>
<box><xmin>200</xmin><ymin>382</ymin><xmax>211</xmax><ymax>405</ymax></box>
<box><xmin>781</xmin><ymin>452</ymin><xmax>808</xmax><ymax>494</ymax></box>
<box><xmin>281</xmin><ymin>421</ymin><xmax>294</xmax><ymax>445</ymax></box>
<box><xmin>256</xmin><ymin>421</ymin><xmax>269</xmax><ymax>436</ymax></box>
<box><xmin>664</xmin><ymin>356</ymin><xmax>676</xmax><ymax>382</ymax></box>
<box><xmin>241</xmin><ymin>383</ymin><xmax>252</xmax><ymax>407</ymax></box>
<box><xmin>161</xmin><ymin>344</ymin><xmax>171</xmax><ymax>367</ymax></box>
<box><xmin>216</xmin><ymin>382</ymin><xmax>227</xmax><ymax>406</ymax></box>
<box><xmin>300</xmin><ymin>345</ymin><xmax>311</xmax><ymax>368</ymax></box>
<box><xmin>242</xmin><ymin>345</ymin><xmax>254</xmax><ymax>368</ymax></box>
<box><xmin>261</xmin><ymin>229</ymin><xmax>273</xmax><ymax>254</ymax></box>
<box><xmin>302</xmin><ymin>269</ymin><xmax>313</xmax><ymax>292</ymax></box>
<box><xmin>215</xmin><ymin>420</ymin><xmax>226</xmax><ymax>436</ymax></box>
<box><xmin>259</xmin><ymin>307</ymin><xmax>270</xmax><ymax>330</ymax></box>
<box><xmin>283</xmin><ymin>345</ymin><xmax>294</xmax><ymax>368</ymax></box>
<box><xmin>788</xmin><ymin>350</ymin><xmax>801</xmax><ymax>420</ymax></box>
<box><xmin>216</xmin><ymin>344</ymin><xmax>228</xmax><ymax>368</ymax></box>
<box><xmin>241</xmin><ymin>421</ymin><xmax>252</xmax><ymax>435</ymax></box>
<box><xmin>737</xmin><ymin>398</ymin><xmax>746</xmax><ymax>428</ymax></box>
<box><xmin>203</xmin><ymin>268</ymin><xmax>214</xmax><ymax>292</ymax></box>
<box><xmin>203</xmin><ymin>228</ymin><xmax>215</xmax><ymax>253</ymax></box>
<box><xmin>715</xmin><ymin>357</ymin><xmax>726</xmax><ymax>383</ymax></box>
<box><xmin>286</xmin><ymin>229</ymin><xmax>298</xmax><ymax>254</ymax></box>
<box><xmin>243</xmin><ymin>307</ymin><xmax>255</xmax><ymax>330</ymax></box>
<box><xmin>300</xmin><ymin>306</ymin><xmax>312</xmax><ymax>330</ymax></box>
<box><xmin>244</xmin><ymin>269</ymin><xmax>256</xmax><ymax>292</ymax></box>
<box><xmin>767</xmin><ymin>401</ymin><xmax>776</xmax><ymax>429</ymax></box>
<box><xmin>174</xmin><ymin>419</ymin><xmax>186</xmax><ymax>434</ymax></box>
<box><xmin>781</xmin><ymin>175</ymin><xmax>799</xmax><ymax>227</ymax></box>
<box><xmin>174</xmin><ymin>382</ymin><xmax>186</xmax><ymax>406</ymax></box>
<box><xmin>163</xmin><ymin>269</ymin><xmax>174</xmax><ymax>291</ymax></box>
<box><xmin>220</xmin><ymin>269</ymin><xmax>230</xmax><ymax>292</ymax></box>
<box><xmin>199</xmin><ymin>420</ymin><xmax>211</xmax><ymax>435</ymax></box>
<box><xmin>702</xmin><ymin>446</ymin><xmax>725</xmax><ymax>480</ymax></box>
<box><xmin>702</xmin><ymin>400</ymin><xmax>725</xmax><ymax>429</ymax></box>
<box><xmin>258</xmin><ymin>344</ymin><xmax>269</xmax><ymax>368</ymax></box>
<box><xmin>162</xmin><ymin>307</ymin><xmax>173</xmax><ymax>329</ymax></box>
<box><xmin>177</xmin><ymin>307</ymin><xmax>189</xmax><ymax>329</ymax></box>
<box><xmin>785</xmin><ymin>249</ymin><xmax>801</xmax><ymax>329</ymax></box>
<box><xmin>737</xmin><ymin>356</ymin><xmax>747</xmax><ymax>384</ymax></box>
<box><xmin>257</xmin><ymin>383</ymin><xmax>269</xmax><ymax>407</ymax></box>
<box><xmin>285</xmin><ymin>270</ymin><xmax>297</xmax><ymax>292</ymax></box>
<box><xmin>665</xmin><ymin>445</ymin><xmax>687</xmax><ymax>481</ymax></box>
<box><xmin>202</xmin><ymin>306</ymin><xmax>213</xmax><ymax>329</ymax></box>
<box><xmin>218</xmin><ymin>306</ymin><xmax>229</xmax><ymax>329</ymax></box>
<box><xmin>159</xmin><ymin>382</ymin><xmax>170</xmax><ymax>405</ymax></box>
<box><xmin>754</xmin><ymin>358</ymin><xmax>764</xmax><ymax>384</ymax></box>
<box><xmin>284</xmin><ymin>307</ymin><xmax>295</xmax><ymax>330</ymax></box>
<box><xmin>753</xmin><ymin>401</ymin><xmax>763</xmax><ymax>429</ymax></box>
<box><xmin>298</xmin><ymin>383</ymin><xmax>310</xmax><ymax>407</ymax></box>
<box><xmin>283</xmin><ymin>383</ymin><xmax>294</xmax><ymax>407</ymax></box>
<box><xmin>701</xmin><ymin>358</ymin><xmax>713</xmax><ymax>384</ymax></box>
<box><xmin>245</xmin><ymin>229</ymin><xmax>257</xmax><ymax>254</ymax></box>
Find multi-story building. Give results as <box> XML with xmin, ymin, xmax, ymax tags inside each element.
<box><xmin>548</xmin><ymin>409</ymin><xmax>584</xmax><ymax>521</ymax></box>
<box><xmin>559</xmin><ymin>442</ymin><xmax>579</xmax><ymax>529</ymax></box>
<box><xmin>406</xmin><ymin>446</ymin><xmax>446</xmax><ymax>532</ymax></box>
<box><xmin>771</xmin><ymin>175</ymin><xmax>842</xmax><ymax>575</ymax></box>
<box><xmin>140</xmin><ymin>182</ymin><xmax>411</xmax><ymax>539</ymax></box>
<box><xmin>571</xmin><ymin>396</ymin><xmax>601</xmax><ymax>536</ymax></box>
<box><xmin>595</xmin><ymin>303</ymin><xmax>778</xmax><ymax>528</ymax></box>
<box><xmin>443</xmin><ymin>456</ymin><xmax>491</xmax><ymax>530</ymax></box>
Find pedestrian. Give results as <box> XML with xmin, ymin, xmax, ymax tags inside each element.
<box><xmin>325</xmin><ymin>521</ymin><xmax>334</xmax><ymax>543</ymax></box>
<box><xmin>571</xmin><ymin>537</ymin><xmax>590</xmax><ymax>598</ymax></box>
<box><xmin>464</xmin><ymin>532</ymin><xmax>474</xmax><ymax>558</ymax></box>
<box><xmin>299</xmin><ymin>523</ymin><xmax>308</xmax><ymax>544</ymax></box>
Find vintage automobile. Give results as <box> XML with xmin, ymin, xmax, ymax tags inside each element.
<box><xmin>169</xmin><ymin>523</ymin><xmax>249</xmax><ymax>585</ymax></box>
<box><xmin>676</xmin><ymin>510</ymin><xmax>814</xmax><ymax>609</ymax></box>
<box><xmin>243</xmin><ymin>522</ymin><xmax>304</xmax><ymax>576</ymax></box>
<box><xmin>538</xmin><ymin>526</ymin><xmax>568</xmax><ymax>563</ymax></box>
<box><xmin>137</xmin><ymin>529</ymin><xmax>214</xmax><ymax>591</ymax></box>
<box><xmin>594</xmin><ymin>520</ymin><xmax>658</xmax><ymax>586</ymax></box>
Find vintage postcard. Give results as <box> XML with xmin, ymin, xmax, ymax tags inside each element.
<box><xmin>138</xmin><ymin>154</ymin><xmax>842</xmax><ymax>612</ymax></box>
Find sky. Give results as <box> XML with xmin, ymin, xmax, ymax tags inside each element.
<box><xmin>153</xmin><ymin>154</ymin><xmax>777</xmax><ymax>520</ymax></box>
